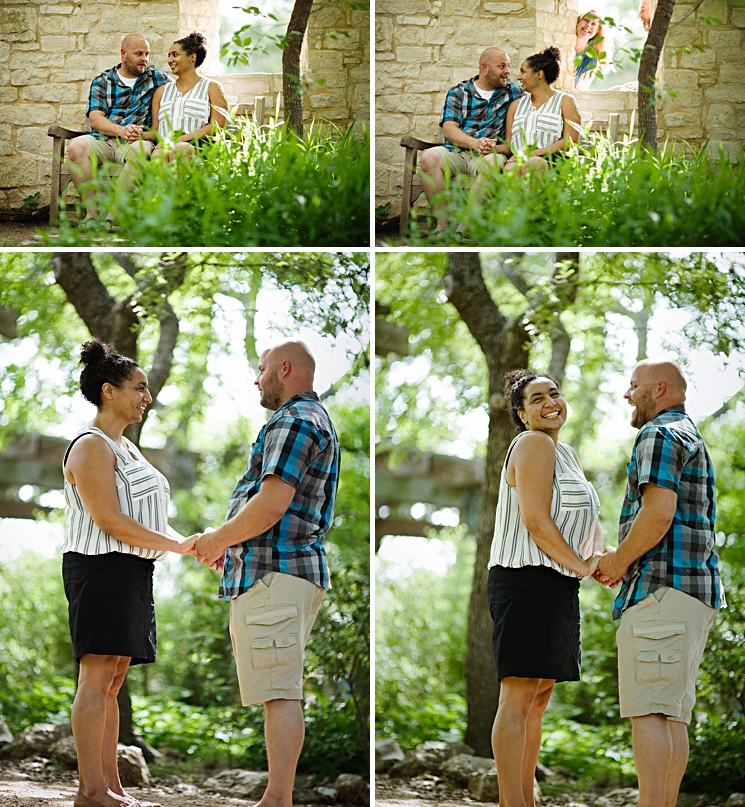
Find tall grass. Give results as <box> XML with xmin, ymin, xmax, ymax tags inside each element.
<box><xmin>404</xmin><ymin>138</ymin><xmax>744</xmax><ymax>247</ymax></box>
<box><xmin>49</xmin><ymin>120</ymin><xmax>370</xmax><ymax>247</ymax></box>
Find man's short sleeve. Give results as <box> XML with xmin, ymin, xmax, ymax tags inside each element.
<box><xmin>261</xmin><ymin>416</ymin><xmax>323</xmax><ymax>489</ymax></box>
<box><xmin>634</xmin><ymin>426</ymin><xmax>689</xmax><ymax>493</ymax></box>
<box><xmin>440</xmin><ymin>85</ymin><xmax>464</xmax><ymax>127</ymax></box>
<box><xmin>87</xmin><ymin>75</ymin><xmax>108</xmax><ymax>116</ymax></box>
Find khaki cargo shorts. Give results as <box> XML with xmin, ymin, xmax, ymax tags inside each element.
<box><xmin>429</xmin><ymin>145</ymin><xmax>506</xmax><ymax>177</ymax></box>
<box><xmin>75</xmin><ymin>134</ymin><xmax>154</xmax><ymax>166</ymax></box>
<box><xmin>229</xmin><ymin>572</ymin><xmax>326</xmax><ymax>706</ymax></box>
<box><xmin>616</xmin><ymin>586</ymin><xmax>717</xmax><ymax>724</ymax></box>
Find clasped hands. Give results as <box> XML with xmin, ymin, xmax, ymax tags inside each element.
<box><xmin>586</xmin><ymin>546</ymin><xmax>627</xmax><ymax>588</ymax></box>
<box><xmin>120</xmin><ymin>123</ymin><xmax>144</xmax><ymax>142</ymax></box>
<box><xmin>176</xmin><ymin>528</ymin><xmax>226</xmax><ymax>571</ymax></box>
<box><xmin>472</xmin><ymin>137</ymin><xmax>497</xmax><ymax>155</ymax></box>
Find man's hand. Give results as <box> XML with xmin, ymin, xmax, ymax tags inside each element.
<box><xmin>174</xmin><ymin>534</ymin><xmax>201</xmax><ymax>555</ymax></box>
<box><xmin>195</xmin><ymin>527</ymin><xmax>226</xmax><ymax>570</ymax></box>
<box><xmin>472</xmin><ymin>137</ymin><xmax>496</xmax><ymax>155</ymax></box>
<box><xmin>594</xmin><ymin>546</ymin><xmax>627</xmax><ymax>587</ymax></box>
<box><xmin>120</xmin><ymin>123</ymin><xmax>144</xmax><ymax>142</ymax></box>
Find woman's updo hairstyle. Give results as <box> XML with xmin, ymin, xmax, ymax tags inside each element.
<box><xmin>504</xmin><ymin>369</ymin><xmax>560</xmax><ymax>432</ymax></box>
<box><xmin>525</xmin><ymin>46</ymin><xmax>561</xmax><ymax>85</ymax></box>
<box><xmin>79</xmin><ymin>339</ymin><xmax>139</xmax><ymax>407</ymax></box>
<box><xmin>175</xmin><ymin>31</ymin><xmax>207</xmax><ymax>67</ymax></box>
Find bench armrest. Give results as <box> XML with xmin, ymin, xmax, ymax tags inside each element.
<box><xmin>400</xmin><ymin>135</ymin><xmax>440</xmax><ymax>150</ymax></box>
<box><xmin>47</xmin><ymin>125</ymin><xmax>86</xmax><ymax>139</ymax></box>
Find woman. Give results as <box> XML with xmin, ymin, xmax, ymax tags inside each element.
<box><xmin>63</xmin><ymin>340</ymin><xmax>196</xmax><ymax>807</ymax></box>
<box><xmin>574</xmin><ymin>10</ymin><xmax>613</xmax><ymax>90</ymax></box>
<box><xmin>504</xmin><ymin>47</ymin><xmax>582</xmax><ymax>175</ymax></box>
<box><xmin>150</xmin><ymin>31</ymin><xmax>228</xmax><ymax>161</ymax></box>
<box><xmin>488</xmin><ymin>370</ymin><xmax>602</xmax><ymax>807</ymax></box>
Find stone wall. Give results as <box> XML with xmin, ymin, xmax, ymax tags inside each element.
<box><xmin>0</xmin><ymin>0</ymin><xmax>369</xmax><ymax>211</ymax></box>
<box><xmin>375</xmin><ymin>0</ymin><xmax>744</xmax><ymax>215</ymax></box>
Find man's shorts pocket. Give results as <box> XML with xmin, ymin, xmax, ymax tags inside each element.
<box><xmin>633</xmin><ymin>619</ymin><xmax>686</xmax><ymax>683</ymax></box>
<box><xmin>246</xmin><ymin>603</ymin><xmax>299</xmax><ymax>670</ymax></box>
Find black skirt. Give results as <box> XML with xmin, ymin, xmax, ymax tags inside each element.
<box><xmin>62</xmin><ymin>551</ymin><xmax>157</xmax><ymax>665</ymax></box>
<box><xmin>487</xmin><ymin>564</ymin><xmax>580</xmax><ymax>682</ymax></box>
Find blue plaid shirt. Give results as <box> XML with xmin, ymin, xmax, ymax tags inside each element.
<box><xmin>440</xmin><ymin>76</ymin><xmax>523</xmax><ymax>152</ymax></box>
<box><xmin>613</xmin><ymin>405</ymin><xmax>725</xmax><ymax>620</ymax></box>
<box><xmin>219</xmin><ymin>392</ymin><xmax>340</xmax><ymax>600</ymax></box>
<box><xmin>87</xmin><ymin>64</ymin><xmax>170</xmax><ymax>140</ymax></box>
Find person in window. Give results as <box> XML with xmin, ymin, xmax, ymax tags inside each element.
<box><xmin>503</xmin><ymin>48</ymin><xmax>582</xmax><ymax>175</ymax></box>
<box><xmin>574</xmin><ymin>10</ymin><xmax>613</xmax><ymax>90</ymax></box>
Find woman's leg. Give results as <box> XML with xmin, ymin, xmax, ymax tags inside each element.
<box><xmin>72</xmin><ymin>654</ymin><xmax>130</xmax><ymax>806</ymax></box>
<box><xmin>164</xmin><ymin>142</ymin><xmax>196</xmax><ymax>163</ymax></box>
<box><xmin>102</xmin><ymin>656</ymin><xmax>132</xmax><ymax>798</ymax></box>
<box><xmin>521</xmin><ymin>679</ymin><xmax>554</xmax><ymax>807</ymax></box>
<box><xmin>492</xmin><ymin>676</ymin><xmax>554</xmax><ymax>807</ymax></box>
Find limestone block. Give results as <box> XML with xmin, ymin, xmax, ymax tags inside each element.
<box><xmin>11</xmin><ymin>69</ymin><xmax>50</xmax><ymax>86</ymax></box>
<box><xmin>376</xmin><ymin>135</ymin><xmax>405</xmax><ymax>165</ymax></box>
<box><xmin>21</xmin><ymin>83</ymin><xmax>79</xmax><ymax>103</ymax></box>
<box><xmin>323</xmin><ymin>30</ymin><xmax>360</xmax><ymax>50</ymax></box>
<box><xmin>733</xmin><ymin>9</ymin><xmax>745</xmax><ymax>27</ymax></box>
<box><xmin>309</xmin><ymin>92</ymin><xmax>344</xmax><ymax>109</ymax></box>
<box><xmin>351</xmin><ymin>9</ymin><xmax>369</xmax><ymax>27</ymax></box>
<box><xmin>68</xmin><ymin>14</ymin><xmax>94</xmax><ymax>34</ymax></box>
<box><xmin>396</xmin><ymin>16</ymin><xmax>431</xmax><ymax>25</ymax></box>
<box><xmin>381</xmin><ymin>64</ymin><xmax>422</xmax><ymax>79</ymax></box>
<box><xmin>308</xmin><ymin>51</ymin><xmax>344</xmax><ymax>71</ymax></box>
<box><xmin>377</xmin><ymin>77</ymin><xmax>405</xmax><ymax>95</ymax></box>
<box><xmin>10</xmin><ymin>52</ymin><xmax>61</xmax><ymax>69</ymax></box>
<box><xmin>40</xmin><ymin>35</ymin><xmax>77</xmax><ymax>52</ymax></box>
<box><xmin>699</xmin><ymin>0</ymin><xmax>727</xmax><ymax>23</ymax></box>
<box><xmin>377</xmin><ymin>53</ymin><xmax>396</xmax><ymax>61</ymax></box>
<box><xmin>706</xmin><ymin>29</ymin><xmax>742</xmax><ymax>48</ymax></box>
<box><xmin>679</xmin><ymin>49</ymin><xmax>716</xmax><ymax>70</ymax></box>
<box><xmin>707</xmin><ymin>103</ymin><xmax>736</xmax><ymax>130</ymax></box>
<box><xmin>58</xmin><ymin>103</ymin><xmax>87</xmax><ymax>127</ymax></box>
<box><xmin>396</xmin><ymin>46</ymin><xmax>434</xmax><ymax>62</ymax></box>
<box><xmin>0</xmin><ymin>103</ymin><xmax>56</xmax><ymax>126</ymax></box>
<box><xmin>117</xmin><ymin>746</ymin><xmax>151</xmax><ymax>788</ymax></box>
<box><xmin>0</xmin><ymin>8</ymin><xmax>37</xmax><ymax>42</ymax></box>
<box><xmin>377</xmin><ymin>93</ymin><xmax>434</xmax><ymax>114</ymax></box>
<box><xmin>39</xmin><ymin>16</ymin><xmax>68</xmax><ymax>34</ymax></box>
<box><xmin>379</xmin><ymin>0</ymin><xmax>432</xmax><ymax>12</ymax></box>
<box><xmin>423</xmin><ymin>28</ymin><xmax>453</xmax><ymax>45</ymax></box>
<box><xmin>0</xmin><ymin>88</ymin><xmax>17</xmax><ymax>104</ymax></box>
<box><xmin>376</xmin><ymin>17</ymin><xmax>393</xmax><ymax>49</ymax></box>
<box><xmin>663</xmin><ymin>111</ymin><xmax>698</xmax><ymax>127</ymax></box>
<box><xmin>706</xmin><ymin>140</ymin><xmax>740</xmax><ymax>161</ymax></box>
<box><xmin>11</xmin><ymin>44</ymin><xmax>41</xmax><ymax>52</ymax></box>
<box><xmin>705</xmin><ymin>83</ymin><xmax>745</xmax><ymax>103</ymax></box>
<box><xmin>484</xmin><ymin>2</ymin><xmax>525</xmax><ymax>11</ymax></box>
<box><xmin>412</xmin><ymin>114</ymin><xmax>441</xmax><ymax>135</ymax></box>
<box><xmin>311</xmin><ymin>6</ymin><xmax>346</xmax><ymax>26</ymax></box>
<box><xmin>0</xmin><ymin>157</ymin><xmax>37</xmax><ymax>188</ymax></box>
<box><xmin>454</xmin><ymin>23</ymin><xmax>503</xmax><ymax>47</ymax></box>
<box><xmin>377</xmin><ymin>113</ymin><xmax>412</xmax><ymax>135</ymax></box>
<box><xmin>719</xmin><ymin>62</ymin><xmax>745</xmax><ymax>83</ymax></box>
<box><xmin>350</xmin><ymin>64</ymin><xmax>371</xmax><ymax>83</ymax></box>
<box><xmin>16</xmin><ymin>126</ymin><xmax>52</xmax><ymax>157</ymax></box>
<box><xmin>662</xmin><ymin>68</ymin><xmax>700</xmax><ymax>89</ymax></box>
<box><xmin>40</xmin><ymin>4</ymin><xmax>74</xmax><ymax>12</ymax></box>
<box><xmin>0</xmin><ymin>42</ymin><xmax>10</xmax><ymax>62</ymax></box>
<box><xmin>390</xmin><ymin>165</ymin><xmax>404</xmax><ymax>195</ymax></box>
<box><xmin>353</xmin><ymin>83</ymin><xmax>369</xmax><ymax>106</ymax></box>
<box><xmin>445</xmin><ymin>0</ymin><xmax>483</xmax><ymax>13</ymax></box>
<box><xmin>656</xmin><ymin>25</ymin><xmax>699</xmax><ymax>48</ymax></box>
<box><xmin>64</xmin><ymin>53</ymin><xmax>98</xmax><ymax>71</ymax></box>
<box><xmin>395</xmin><ymin>27</ymin><xmax>425</xmax><ymax>45</ymax></box>
<box><xmin>375</xmin><ymin>164</ymin><xmax>390</xmax><ymax>196</ymax></box>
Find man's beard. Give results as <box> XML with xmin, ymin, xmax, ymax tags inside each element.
<box><xmin>260</xmin><ymin>373</ymin><xmax>284</xmax><ymax>410</ymax></box>
<box><xmin>630</xmin><ymin>390</ymin><xmax>654</xmax><ymax>428</ymax></box>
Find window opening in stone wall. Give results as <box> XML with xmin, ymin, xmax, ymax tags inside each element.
<box><xmin>219</xmin><ymin>0</ymin><xmax>295</xmax><ymax>73</ymax></box>
<box><xmin>578</xmin><ymin>0</ymin><xmax>647</xmax><ymax>90</ymax></box>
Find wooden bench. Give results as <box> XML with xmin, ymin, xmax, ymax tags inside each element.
<box><xmin>46</xmin><ymin>96</ymin><xmax>271</xmax><ymax>226</ymax></box>
<box><xmin>398</xmin><ymin>112</ymin><xmax>621</xmax><ymax>236</ymax></box>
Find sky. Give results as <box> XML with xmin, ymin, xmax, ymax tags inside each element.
<box><xmin>0</xmin><ymin>278</ymin><xmax>369</xmax><ymax>584</ymax></box>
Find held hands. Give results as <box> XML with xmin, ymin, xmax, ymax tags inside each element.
<box><xmin>592</xmin><ymin>546</ymin><xmax>627</xmax><ymax>588</ymax></box>
<box><xmin>120</xmin><ymin>123</ymin><xmax>144</xmax><ymax>142</ymax></box>
<box><xmin>473</xmin><ymin>137</ymin><xmax>497</xmax><ymax>155</ymax></box>
<box><xmin>195</xmin><ymin>527</ymin><xmax>226</xmax><ymax>571</ymax></box>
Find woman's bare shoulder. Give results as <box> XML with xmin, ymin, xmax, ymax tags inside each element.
<box><xmin>510</xmin><ymin>431</ymin><xmax>556</xmax><ymax>460</ymax></box>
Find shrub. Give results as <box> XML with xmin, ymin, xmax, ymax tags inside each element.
<box><xmin>49</xmin><ymin>121</ymin><xmax>370</xmax><ymax>247</ymax></box>
<box><xmin>403</xmin><ymin>139</ymin><xmax>745</xmax><ymax>247</ymax></box>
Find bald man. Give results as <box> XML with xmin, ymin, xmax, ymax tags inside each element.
<box><xmin>68</xmin><ymin>34</ymin><xmax>170</xmax><ymax>221</ymax></box>
<box><xmin>595</xmin><ymin>360</ymin><xmax>725</xmax><ymax>807</ymax></box>
<box><xmin>420</xmin><ymin>47</ymin><xmax>523</xmax><ymax>231</ymax></box>
<box><xmin>195</xmin><ymin>341</ymin><xmax>340</xmax><ymax>807</ymax></box>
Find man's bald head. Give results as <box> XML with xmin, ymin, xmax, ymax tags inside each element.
<box><xmin>120</xmin><ymin>34</ymin><xmax>150</xmax><ymax>78</ymax></box>
<box><xmin>625</xmin><ymin>359</ymin><xmax>687</xmax><ymax>428</ymax></box>
<box><xmin>478</xmin><ymin>48</ymin><xmax>511</xmax><ymax>90</ymax></box>
<box><xmin>255</xmin><ymin>340</ymin><xmax>316</xmax><ymax>410</ymax></box>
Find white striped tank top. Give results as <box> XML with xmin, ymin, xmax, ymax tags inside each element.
<box><xmin>62</xmin><ymin>427</ymin><xmax>169</xmax><ymax>559</ymax></box>
<box><xmin>510</xmin><ymin>90</ymin><xmax>567</xmax><ymax>157</ymax></box>
<box><xmin>488</xmin><ymin>431</ymin><xmax>601</xmax><ymax>577</ymax></box>
<box><xmin>158</xmin><ymin>76</ymin><xmax>212</xmax><ymax>136</ymax></box>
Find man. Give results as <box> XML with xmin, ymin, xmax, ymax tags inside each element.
<box><xmin>68</xmin><ymin>34</ymin><xmax>169</xmax><ymax>222</ymax></box>
<box><xmin>419</xmin><ymin>47</ymin><xmax>522</xmax><ymax>231</ymax></box>
<box><xmin>195</xmin><ymin>340</ymin><xmax>340</xmax><ymax>807</ymax></box>
<box><xmin>595</xmin><ymin>360</ymin><xmax>725</xmax><ymax>807</ymax></box>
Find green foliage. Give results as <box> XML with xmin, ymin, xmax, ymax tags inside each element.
<box><xmin>375</xmin><ymin>528</ymin><xmax>472</xmax><ymax>748</ymax></box>
<box><xmin>402</xmin><ymin>140</ymin><xmax>745</xmax><ymax>247</ymax></box>
<box><xmin>48</xmin><ymin>122</ymin><xmax>370</xmax><ymax>247</ymax></box>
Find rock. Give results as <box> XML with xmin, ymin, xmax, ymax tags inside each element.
<box><xmin>593</xmin><ymin>788</ymin><xmax>639</xmax><ymax>807</ymax></box>
<box><xmin>294</xmin><ymin>785</ymin><xmax>325</xmax><ymax>804</ymax></box>
<box><xmin>9</xmin><ymin>723</ymin><xmax>72</xmax><ymax>758</ymax></box>
<box><xmin>315</xmin><ymin>786</ymin><xmax>338</xmax><ymax>803</ymax></box>
<box><xmin>726</xmin><ymin>796</ymin><xmax>745</xmax><ymax>807</ymax></box>
<box><xmin>391</xmin><ymin>740</ymin><xmax>475</xmax><ymax>777</ymax></box>
<box><xmin>0</xmin><ymin>722</ymin><xmax>13</xmax><ymax>746</ymax></box>
<box><xmin>535</xmin><ymin>761</ymin><xmax>556</xmax><ymax>781</ymax></box>
<box><xmin>375</xmin><ymin>738</ymin><xmax>405</xmax><ymax>773</ymax></box>
<box><xmin>49</xmin><ymin>736</ymin><xmax>78</xmax><ymax>768</ymax></box>
<box><xmin>333</xmin><ymin>773</ymin><xmax>370</xmax><ymax>806</ymax></box>
<box><xmin>116</xmin><ymin>745</ymin><xmax>151</xmax><ymax>787</ymax></box>
<box><xmin>468</xmin><ymin>769</ymin><xmax>500</xmax><ymax>802</ymax></box>
<box><xmin>440</xmin><ymin>754</ymin><xmax>494</xmax><ymax>786</ymax></box>
<box><xmin>204</xmin><ymin>769</ymin><xmax>269</xmax><ymax>800</ymax></box>
<box><xmin>468</xmin><ymin>770</ymin><xmax>541</xmax><ymax>804</ymax></box>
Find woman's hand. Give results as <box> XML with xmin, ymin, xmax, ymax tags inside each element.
<box><xmin>583</xmin><ymin>551</ymin><xmax>603</xmax><ymax>578</ymax></box>
<box><xmin>175</xmin><ymin>534</ymin><xmax>201</xmax><ymax>555</ymax></box>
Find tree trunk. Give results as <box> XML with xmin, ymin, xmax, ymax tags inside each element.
<box><xmin>444</xmin><ymin>253</ymin><xmax>530</xmax><ymax>756</ymax></box>
<box><xmin>638</xmin><ymin>0</ymin><xmax>676</xmax><ymax>151</ymax></box>
<box><xmin>283</xmin><ymin>0</ymin><xmax>315</xmax><ymax>138</ymax></box>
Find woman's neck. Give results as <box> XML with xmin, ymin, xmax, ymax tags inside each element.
<box><xmin>176</xmin><ymin>69</ymin><xmax>199</xmax><ymax>89</ymax></box>
<box><xmin>575</xmin><ymin>35</ymin><xmax>591</xmax><ymax>53</ymax></box>
<box><xmin>91</xmin><ymin>411</ymin><xmax>127</xmax><ymax>445</ymax></box>
<box><xmin>530</xmin><ymin>84</ymin><xmax>554</xmax><ymax>106</ymax></box>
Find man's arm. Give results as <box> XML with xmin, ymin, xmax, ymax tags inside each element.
<box><xmin>442</xmin><ymin>121</ymin><xmax>495</xmax><ymax>155</ymax></box>
<box><xmin>595</xmin><ymin>483</ymin><xmax>677</xmax><ymax>584</ymax></box>
<box><xmin>89</xmin><ymin>110</ymin><xmax>143</xmax><ymax>142</ymax></box>
<box><xmin>194</xmin><ymin>474</ymin><xmax>296</xmax><ymax>566</ymax></box>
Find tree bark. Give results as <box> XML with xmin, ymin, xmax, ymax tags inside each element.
<box><xmin>283</xmin><ymin>0</ymin><xmax>315</xmax><ymax>137</ymax></box>
<box><xmin>638</xmin><ymin>0</ymin><xmax>676</xmax><ymax>152</ymax></box>
<box><xmin>444</xmin><ymin>253</ymin><xmax>530</xmax><ymax>756</ymax></box>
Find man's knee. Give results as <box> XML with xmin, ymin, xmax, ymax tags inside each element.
<box><xmin>420</xmin><ymin>149</ymin><xmax>444</xmax><ymax>176</ymax></box>
<box><xmin>68</xmin><ymin>138</ymin><xmax>93</xmax><ymax>165</ymax></box>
